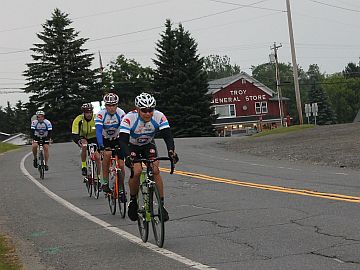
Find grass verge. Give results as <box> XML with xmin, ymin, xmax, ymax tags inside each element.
<box><xmin>0</xmin><ymin>143</ymin><xmax>19</xmax><ymax>154</ymax></box>
<box><xmin>252</xmin><ymin>124</ymin><xmax>315</xmax><ymax>138</ymax></box>
<box><xmin>0</xmin><ymin>234</ymin><xmax>22</xmax><ymax>270</ymax></box>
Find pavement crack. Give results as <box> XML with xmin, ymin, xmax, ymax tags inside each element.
<box><xmin>310</xmin><ymin>251</ymin><xmax>360</xmax><ymax>264</ymax></box>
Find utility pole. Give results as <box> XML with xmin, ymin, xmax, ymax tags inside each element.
<box><xmin>270</xmin><ymin>42</ymin><xmax>284</xmax><ymax>127</ymax></box>
<box><xmin>286</xmin><ymin>0</ymin><xmax>303</xmax><ymax>124</ymax></box>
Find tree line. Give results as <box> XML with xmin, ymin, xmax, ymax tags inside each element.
<box><xmin>1</xmin><ymin>8</ymin><xmax>359</xmax><ymax>140</ymax></box>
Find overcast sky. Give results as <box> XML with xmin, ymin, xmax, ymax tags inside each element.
<box><xmin>1</xmin><ymin>0</ymin><xmax>359</xmax><ymax>107</ymax></box>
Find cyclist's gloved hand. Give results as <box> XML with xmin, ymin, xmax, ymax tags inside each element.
<box><xmin>98</xmin><ymin>145</ymin><xmax>105</xmax><ymax>151</ymax></box>
<box><xmin>125</xmin><ymin>155</ymin><xmax>134</xmax><ymax>168</ymax></box>
<box><xmin>168</xmin><ymin>150</ymin><xmax>179</xmax><ymax>164</ymax></box>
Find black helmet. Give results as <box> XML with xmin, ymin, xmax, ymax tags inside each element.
<box><xmin>81</xmin><ymin>103</ymin><xmax>93</xmax><ymax>112</ymax></box>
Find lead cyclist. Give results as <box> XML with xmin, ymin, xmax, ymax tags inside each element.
<box><xmin>119</xmin><ymin>92</ymin><xmax>179</xmax><ymax>222</ymax></box>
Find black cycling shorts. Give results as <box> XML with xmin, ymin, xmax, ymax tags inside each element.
<box><xmin>129</xmin><ymin>141</ymin><xmax>158</xmax><ymax>160</ymax></box>
<box><xmin>103</xmin><ymin>138</ymin><xmax>125</xmax><ymax>159</ymax></box>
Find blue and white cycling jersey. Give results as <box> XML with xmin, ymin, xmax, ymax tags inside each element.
<box><xmin>31</xmin><ymin>119</ymin><xmax>52</xmax><ymax>138</ymax></box>
<box><xmin>95</xmin><ymin>108</ymin><xmax>125</xmax><ymax>145</ymax></box>
<box><xmin>120</xmin><ymin>110</ymin><xmax>170</xmax><ymax>146</ymax></box>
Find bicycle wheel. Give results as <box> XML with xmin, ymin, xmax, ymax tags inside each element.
<box><xmin>117</xmin><ymin>170</ymin><xmax>126</xmax><ymax>218</ymax></box>
<box><xmin>38</xmin><ymin>152</ymin><xmax>44</xmax><ymax>180</ymax></box>
<box><xmin>93</xmin><ymin>163</ymin><xmax>100</xmax><ymax>199</ymax></box>
<box><xmin>107</xmin><ymin>192</ymin><xmax>116</xmax><ymax>215</ymax></box>
<box><xmin>150</xmin><ymin>184</ymin><xmax>165</xmax><ymax>248</ymax></box>
<box><xmin>85</xmin><ymin>160</ymin><xmax>93</xmax><ymax>197</ymax></box>
<box><xmin>137</xmin><ymin>183</ymin><xmax>149</xmax><ymax>242</ymax></box>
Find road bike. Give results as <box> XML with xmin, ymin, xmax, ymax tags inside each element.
<box><xmin>84</xmin><ymin>143</ymin><xmax>101</xmax><ymax>199</ymax></box>
<box><xmin>35</xmin><ymin>139</ymin><xmax>48</xmax><ymax>180</ymax></box>
<box><xmin>106</xmin><ymin>146</ymin><xmax>127</xmax><ymax>218</ymax></box>
<box><xmin>131</xmin><ymin>157</ymin><xmax>174</xmax><ymax>248</ymax></box>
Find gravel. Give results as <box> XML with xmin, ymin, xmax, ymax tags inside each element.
<box><xmin>220</xmin><ymin>122</ymin><xmax>360</xmax><ymax>170</ymax></box>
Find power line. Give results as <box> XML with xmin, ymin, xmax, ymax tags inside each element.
<box><xmin>0</xmin><ymin>49</ymin><xmax>30</xmax><ymax>55</ymax></box>
<box><xmin>0</xmin><ymin>0</ymin><xmax>172</xmax><ymax>34</ymax></box>
<box><xmin>208</xmin><ymin>0</ymin><xmax>285</xmax><ymax>12</ymax></box>
<box><xmin>89</xmin><ymin>0</ymin><xmax>282</xmax><ymax>42</ymax></box>
<box><xmin>308</xmin><ymin>0</ymin><xmax>360</xmax><ymax>13</ymax></box>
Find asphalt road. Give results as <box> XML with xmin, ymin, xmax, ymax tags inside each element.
<box><xmin>0</xmin><ymin>137</ymin><xmax>359</xmax><ymax>270</ymax></box>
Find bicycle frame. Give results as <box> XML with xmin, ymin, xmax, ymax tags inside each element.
<box><xmin>84</xmin><ymin>143</ymin><xmax>100</xmax><ymax>198</ymax></box>
<box><xmin>106</xmin><ymin>147</ymin><xmax>126</xmax><ymax>217</ymax></box>
<box><xmin>109</xmin><ymin>149</ymin><xmax>120</xmax><ymax>200</ymax></box>
<box><xmin>132</xmin><ymin>156</ymin><xmax>174</xmax><ymax>247</ymax></box>
<box><xmin>35</xmin><ymin>139</ymin><xmax>48</xmax><ymax>180</ymax></box>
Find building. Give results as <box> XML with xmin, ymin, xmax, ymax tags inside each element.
<box><xmin>208</xmin><ymin>72</ymin><xmax>289</xmax><ymax>136</ymax></box>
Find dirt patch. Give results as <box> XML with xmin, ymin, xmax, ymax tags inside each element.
<box><xmin>0</xmin><ymin>234</ymin><xmax>22</xmax><ymax>270</ymax></box>
<box><xmin>221</xmin><ymin>122</ymin><xmax>360</xmax><ymax>170</ymax></box>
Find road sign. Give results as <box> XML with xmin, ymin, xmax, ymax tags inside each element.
<box><xmin>312</xmin><ymin>103</ymin><xmax>318</xmax><ymax>116</ymax></box>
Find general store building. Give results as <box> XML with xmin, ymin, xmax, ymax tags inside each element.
<box><xmin>208</xmin><ymin>72</ymin><xmax>289</xmax><ymax>136</ymax></box>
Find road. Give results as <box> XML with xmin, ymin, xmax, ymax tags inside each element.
<box><xmin>0</xmin><ymin>137</ymin><xmax>359</xmax><ymax>270</ymax></box>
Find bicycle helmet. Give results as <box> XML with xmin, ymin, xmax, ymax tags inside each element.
<box><xmin>103</xmin><ymin>93</ymin><xmax>119</xmax><ymax>105</ymax></box>
<box><xmin>81</xmin><ymin>103</ymin><xmax>93</xmax><ymax>112</ymax></box>
<box><xmin>135</xmin><ymin>92</ymin><xmax>156</xmax><ymax>108</ymax></box>
<box><xmin>36</xmin><ymin>110</ymin><xmax>45</xmax><ymax>116</ymax></box>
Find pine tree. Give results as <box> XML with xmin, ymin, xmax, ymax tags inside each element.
<box><xmin>153</xmin><ymin>20</ymin><xmax>215</xmax><ymax>137</ymax></box>
<box><xmin>24</xmin><ymin>9</ymin><xmax>96</xmax><ymax>142</ymax></box>
<box><xmin>308</xmin><ymin>81</ymin><xmax>337</xmax><ymax>125</ymax></box>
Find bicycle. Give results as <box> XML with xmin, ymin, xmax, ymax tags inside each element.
<box><xmin>84</xmin><ymin>143</ymin><xmax>101</xmax><ymax>199</ymax></box>
<box><xmin>131</xmin><ymin>157</ymin><xmax>174</xmax><ymax>248</ymax></box>
<box><xmin>35</xmin><ymin>139</ymin><xmax>48</xmax><ymax>180</ymax></box>
<box><xmin>105</xmin><ymin>146</ymin><xmax>127</xmax><ymax>218</ymax></box>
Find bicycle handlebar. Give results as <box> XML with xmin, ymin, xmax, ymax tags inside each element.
<box><xmin>34</xmin><ymin>139</ymin><xmax>50</xmax><ymax>145</ymax></box>
<box><xmin>130</xmin><ymin>157</ymin><xmax>175</xmax><ymax>178</ymax></box>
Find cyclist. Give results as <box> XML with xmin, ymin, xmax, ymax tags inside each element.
<box><xmin>71</xmin><ymin>103</ymin><xmax>100</xmax><ymax>177</ymax></box>
<box><xmin>95</xmin><ymin>93</ymin><xmax>126</xmax><ymax>193</ymax></box>
<box><xmin>119</xmin><ymin>92</ymin><xmax>179</xmax><ymax>222</ymax></box>
<box><xmin>31</xmin><ymin>110</ymin><xmax>53</xmax><ymax>171</ymax></box>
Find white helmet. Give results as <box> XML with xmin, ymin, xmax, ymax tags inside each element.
<box><xmin>103</xmin><ymin>93</ymin><xmax>119</xmax><ymax>105</ymax></box>
<box><xmin>135</xmin><ymin>92</ymin><xmax>156</xmax><ymax>108</ymax></box>
<box><xmin>36</xmin><ymin>110</ymin><xmax>45</xmax><ymax>116</ymax></box>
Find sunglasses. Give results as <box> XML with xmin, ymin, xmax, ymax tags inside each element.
<box><xmin>140</xmin><ymin>108</ymin><xmax>154</xmax><ymax>113</ymax></box>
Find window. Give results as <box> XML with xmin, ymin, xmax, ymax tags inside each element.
<box><xmin>213</xmin><ymin>104</ymin><xmax>236</xmax><ymax>118</ymax></box>
<box><xmin>255</xmin><ymin>102</ymin><xmax>268</xmax><ymax>114</ymax></box>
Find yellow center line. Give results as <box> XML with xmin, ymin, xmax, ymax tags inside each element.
<box><xmin>160</xmin><ymin>168</ymin><xmax>360</xmax><ymax>203</ymax></box>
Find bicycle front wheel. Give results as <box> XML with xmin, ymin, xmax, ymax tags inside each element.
<box><xmin>107</xmin><ymin>192</ymin><xmax>116</xmax><ymax>215</ymax></box>
<box><xmin>93</xmin><ymin>175</ymin><xmax>100</xmax><ymax>200</ymax></box>
<box><xmin>92</xmin><ymin>162</ymin><xmax>100</xmax><ymax>199</ymax></box>
<box><xmin>117</xmin><ymin>171</ymin><xmax>126</xmax><ymax>218</ymax></box>
<box><xmin>38</xmin><ymin>152</ymin><xmax>44</xmax><ymax>180</ymax></box>
<box><xmin>150</xmin><ymin>185</ymin><xmax>165</xmax><ymax>248</ymax></box>
<box><xmin>137</xmin><ymin>183</ymin><xmax>149</xmax><ymax>242</ymax></box>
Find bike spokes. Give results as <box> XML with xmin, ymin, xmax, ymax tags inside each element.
<box><xmin>137</xmin><ymin>184</ymin><xmax>149</xmax><ymax>242</ymax></box>
<box><xmin>151</xmin><ymin>185</ymin><xmax>165</xmax><ymax>248</ymax></box>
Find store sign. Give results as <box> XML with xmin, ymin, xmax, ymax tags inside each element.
<box><xmin>211</xmin><ymin>89</ymin><xmax>267</xmax><ymax>104</ymax></box>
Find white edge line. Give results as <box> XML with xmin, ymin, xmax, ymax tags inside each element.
<box><xmin>20</xmin><ymin>152</ymin><xmax>217</xmax><ymax>270</ymax></box>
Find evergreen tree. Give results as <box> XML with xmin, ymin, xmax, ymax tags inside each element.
<box><xmin>24</xmin><ymin>8</ymin><xmax>96</xmax><ymax>142</ymax></box>
<box><xmin>153</xmin><ymin>20</ymin><xmax>215</xmax><ymax>137</ymax></box>
<box><xmin>307</xmin><ymin>81</ymin><xmax>337</xmax><ymax>125</ymax></box>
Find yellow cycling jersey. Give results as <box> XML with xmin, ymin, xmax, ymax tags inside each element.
<box><xmin>71</xmin><ymin>114</ymin><xmax>96</xmax><ymax>139</ymax></box>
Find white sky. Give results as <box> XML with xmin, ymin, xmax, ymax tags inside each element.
<box><xmin>1</xmin><ymin>0</ymin><xmax>359</xmax><ymax>107</ymax></box>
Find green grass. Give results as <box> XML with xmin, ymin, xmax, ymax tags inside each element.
<box><xmin>252</xmin><ymin>124</ymin><xmax>315</xmax><ymax>138</ymax></box>
<box><xmin>0</xmin><ymin>143</ymin><xmax>19</xmax><ymax>154</ymax></box>
<box><xmin>0</xmin><ymin>235</ymin><xmax>22</xmax><ymax>270</ymax></box>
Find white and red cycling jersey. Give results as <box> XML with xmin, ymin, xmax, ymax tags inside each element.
<box><xmin>120</xmin><ymin>110</ymin><xmax>170</xmax><ymax>146</ymax></box>
<box><xmin>95</xmin><ymin>108</ymin><xmax>125</xmax><ymax>145</ymax></box>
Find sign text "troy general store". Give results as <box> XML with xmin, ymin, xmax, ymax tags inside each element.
<box><xmin>211</xmin><ymin>89</ymin><xmax>267</xmax><ymax>104</ymax></box>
